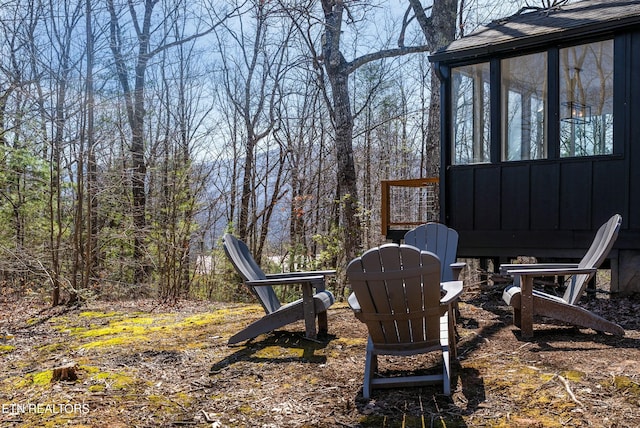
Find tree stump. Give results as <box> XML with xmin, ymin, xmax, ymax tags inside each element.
<box><xmin>51</xmin><ymin>363</ymin><xmax>77</xmax><ymax>382</ymax></box>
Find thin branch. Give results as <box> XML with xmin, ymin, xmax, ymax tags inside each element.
<box><xmin>557</xmin><ymin>375</ymin><xmax>585</xmax><ymax>408</ymax></box>
<box><xmin>345</xmin><ymin>45</ymin><xmax>430</xmax><ymax>75</ymax></box>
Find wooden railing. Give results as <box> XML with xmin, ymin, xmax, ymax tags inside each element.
<box><xmin>381</xmin><ymin>177</ymin><xmax>440</xmax><ymax>239</ymax></box>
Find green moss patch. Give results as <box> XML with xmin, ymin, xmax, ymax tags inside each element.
<box><xmin>91</xmin><ymin>371</ymin><xmax>136</xmax><ymax>390</ymax></box>
<box><xmin>50</xmin><ymin>306</ymin><xmax>261</xmax><ymax>351</ymax></box>
<box><xmin>32</xmin><ymin>370</ymin><xmax>54</xmax><ymax>385</ymax></box>
<box><xmin>254</xmin><ymin>345</ymin><xmax>305</xmax><ymax>359</ymax></box>
<box><xmin>613</xmin><ymin>375</ymin><xmax>640</xmax><ymax>405</ymax></box>
<box><xmin>79</xmin><ymin>310</ymin><xmax>121</xmax><ymax>318</ymax></box>
<box><xmin>81</xmin><ymin>335</ymin><xmax>151</xmax><ymax>349</ymax></box>
<box><xmin>0</xmin><ymin>344</ymin><xmax>16</xmax><ymax>354</ymax></box>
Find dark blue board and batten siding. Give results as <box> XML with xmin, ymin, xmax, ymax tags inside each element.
<box><xmin>446</xmin><ymin>158</ymin><xmax>629</xmax><ymax>257</ymax></box>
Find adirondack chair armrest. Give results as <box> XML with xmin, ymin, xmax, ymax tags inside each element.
<box><xmin>347</xmin><ymin>292</ymin><xmax>367</xmax><ymax>322</ymax></box>
<box><xmin>450</xmin><ymin>262</ymin><xmax>466</xmax><ymax>280</ymax></box>
<box><xmin>347</xmin><ymin>292</ymin><xmax>361</xmax><ymax>312</ymax></box>
<box><xmin>499</xmin><ymin>263</ymin><xmax>579</xmax><ymax>275</ymax></box>
<box><xmin>265</xmin><ymin>270</ymin><xmax>336</xmax><ymax>279</ymax></box>
<box><xmin>440</xmin><ymin>280</ymin><xmax>463</xmax><ymax>305</ymax></box>
<box><xmin>246</xmin><ymin>275</ymin><xmax>326</xmax><ymax>287</ymax></box>
<box><xmin>504</xmin><ymin>267</ymin><xmax>597</xmax><ymax>277</ymax></box>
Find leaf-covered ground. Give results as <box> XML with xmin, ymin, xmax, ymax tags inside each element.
<box><xmin>1</xmin><ymin>281</ymin><xmax>640</xmax><ymax>427</ymax></box>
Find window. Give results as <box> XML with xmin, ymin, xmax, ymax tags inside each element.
<box><xmin>448</xmin><ymin>38</ymin><xmax>615</xmax><ymax>166</ymax></box>
<box><xmin>451</xmin><ymin>62</ymin><xmax>490</xmax><ymax>164</ymax></box>
<box><xmin>559</xmin><ymin>40</ymin><xmax>614</xmax><ymax>157</ymax></box>
<box><xmin>501</xmin><ymin>52</ymin><xmax>548</xmax><ymax>161</ymax></box>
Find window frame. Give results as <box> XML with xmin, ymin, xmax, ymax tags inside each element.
<box><xmin>450</xmin><ymin>61</ymin><xmax>492</xmax><ymax>165</ymax></box>
<box><xmin>446</xmin><ymin>35</ymin><xmax>620</xmax><ymax>168</ymax></box>
<box><xmin>500</xmin><ymin>51</ymin><xmax>549</xmax><ymax>162</ymax></box>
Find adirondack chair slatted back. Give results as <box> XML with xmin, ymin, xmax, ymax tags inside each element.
<box><xmin>564</xmin><ymin>214</ymin><xmax>622</xmax><ymax>304</ymax></box>
<box><xmin>404</xmin><ymin>223</ymin><xmax>459</xmax><ymax>282</ymax></box>
<box><xmin>347</xmin><ymin>244</ymin><xmax>442</xmax><ymax>351</ymax></box>
<box><xmin>222</xmin><ymin>234</ymin><xmax>281</xmax><ymax>314</ymax></box>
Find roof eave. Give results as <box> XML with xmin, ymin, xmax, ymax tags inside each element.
<box><xmin>429</xmin><ymin>15</ymin><xmax>640</xmax><ymax>64</ymax></box>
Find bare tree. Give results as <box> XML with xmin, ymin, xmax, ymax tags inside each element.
<box><xmin>149</xmin><ymin>11</ymin><xmax>216</xmax><ymax>300</ymax></box>
<box><xmin>282</xmin><ymin>0</ymin><xmax>455</xmax><ymax>266</ymax></box>
<box><xmin>82</xmin><ymin>0</ymin><xmax>98</xmax><ymax>296</ymax></box>
<box><xmin>46</xmin><ymin>0</ymin><xmax>84</xmax><ymax>306</ymax></box>
<box><xmin>105</xmin><ymin>0</ymin><xmax>236</xmax><ymax>283</ymax></box>
<box><xmin>408</xmin><ymin>0</ymin><xmax>458</xmax><ymax>177</ymax></box>
<box><xmin>0</xmin><ymin>0</ymin><xmax>36</xmax><ymax>254</ymax></box>
<box><xmin>215</xmin><ymin>0</ymin><xmax>293</xmax><ymax>261</ymax></box>
<box><xmin>275</xmin><ymin>68</ymin><xmax>333</xmax><ymax>271</ymax></box>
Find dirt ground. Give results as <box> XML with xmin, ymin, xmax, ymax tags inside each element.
<box><xmin>1</xmin><ymin>276</ymin><xmax>640</xmax><ymax>427</ymax></box>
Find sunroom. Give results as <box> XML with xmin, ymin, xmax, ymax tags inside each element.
<box><xmin>428</xmin><ymin>0</ymin><xmax>640</xmax><ymax>294</ymax></box>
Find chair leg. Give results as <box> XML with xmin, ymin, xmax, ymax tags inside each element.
<box><xmin>363</xmin><ymin>337</ymin><xmax>377</xmax><ymax>399</ymax></box>
<box><xmin>317</xmin><ymin>311</ymin><xmax>328</xmax><ymax>336</ymax></box>
<box><xmin>447</xmin><ymin>307</ymin><xmax>458</xmax><ymax>359</ymax></box>
<box><xmin>513</xmin><ymin>306</ymin><xmax>522</xmax><ymax>328</ymax></box>
<box><xmin>439</xmin><ymin>313</ymin><xmax>454</xmax><ymax>395</ymax></box>
<box><xmin>442</xmin><ymin>346</ymin><xmax>451</xmax><ymax>396</ymax></box>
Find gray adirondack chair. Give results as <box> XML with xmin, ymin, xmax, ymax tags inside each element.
<box><xmin>404</xmin><ymin>222</ymin><xmax>466</xmax><ymax>282</ymax></box>
<box><xmin>501</xmin><ymin>214</ymin><xmax>624</xmax><ymax>337</ymax></box>
<box><xmin>346</xmin><ymin>244</ymin><xmax>463</xmax><ymax>397</ymax></box>
<box><xmin>222</xmin><ymin>234</ymin><xmax>335</xmax><ymax>345</ymax></box>
<box><xmin>405</xmin><ymin>223</ymin><xmax>466</xmax><ymax>318</ymax></box>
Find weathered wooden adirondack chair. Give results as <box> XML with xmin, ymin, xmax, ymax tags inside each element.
<box><xmin>222</xmin><ymin>234</ymin><xmax>335</xmax><ymax>345</ymax></box>
<box><xmin>501</xmin><ymin>214</ymin><xmax>624</xmax><ymax>338</ymax></box>
<box><xmin>346</xmin><ymin>244</ymin><xmax>463</xmax><ymax>398</ymax></box>
<box><xmin>404</xmin><ymin>222</ymin><xmax>466</xmax><ymax>282</ymax></box>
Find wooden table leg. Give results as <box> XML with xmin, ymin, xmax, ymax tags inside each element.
<box><xmin>302</xmin><ymin>282</ymin><xmax>317</xmax><ymax>339</ymax></box>
<box><xmin>520</xmin><ymin>275</ymin><xmax>534</xmax><ymax>338</ymax></box>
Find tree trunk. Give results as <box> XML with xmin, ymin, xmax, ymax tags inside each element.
<box><xmin>328</xmin><ymin>70</ymin><xmax>362</xmax><ymax>263</ymax></box>
<box><xmin>321</xmin><ymin>0</ymin><xmax>362</xmax><ymax>265</ymax></box>
<box><xmin>107</xmin><ymin>0</ymin><xmax>154</xmax><ymax>284</ymax></box>
<box><xmin>410</xmin><ymin>0</ymin><xmax>458</xmax><ymax>177</ymax></box>
<box><xmin>238</xmin><ymin>136</ymin><xmax>254</xmax><ymax>242</ymax></box>
<box><xmin>85</xmin><ymin>0</ymin><xmax>98</xmax><ymax>291</ymax></box>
